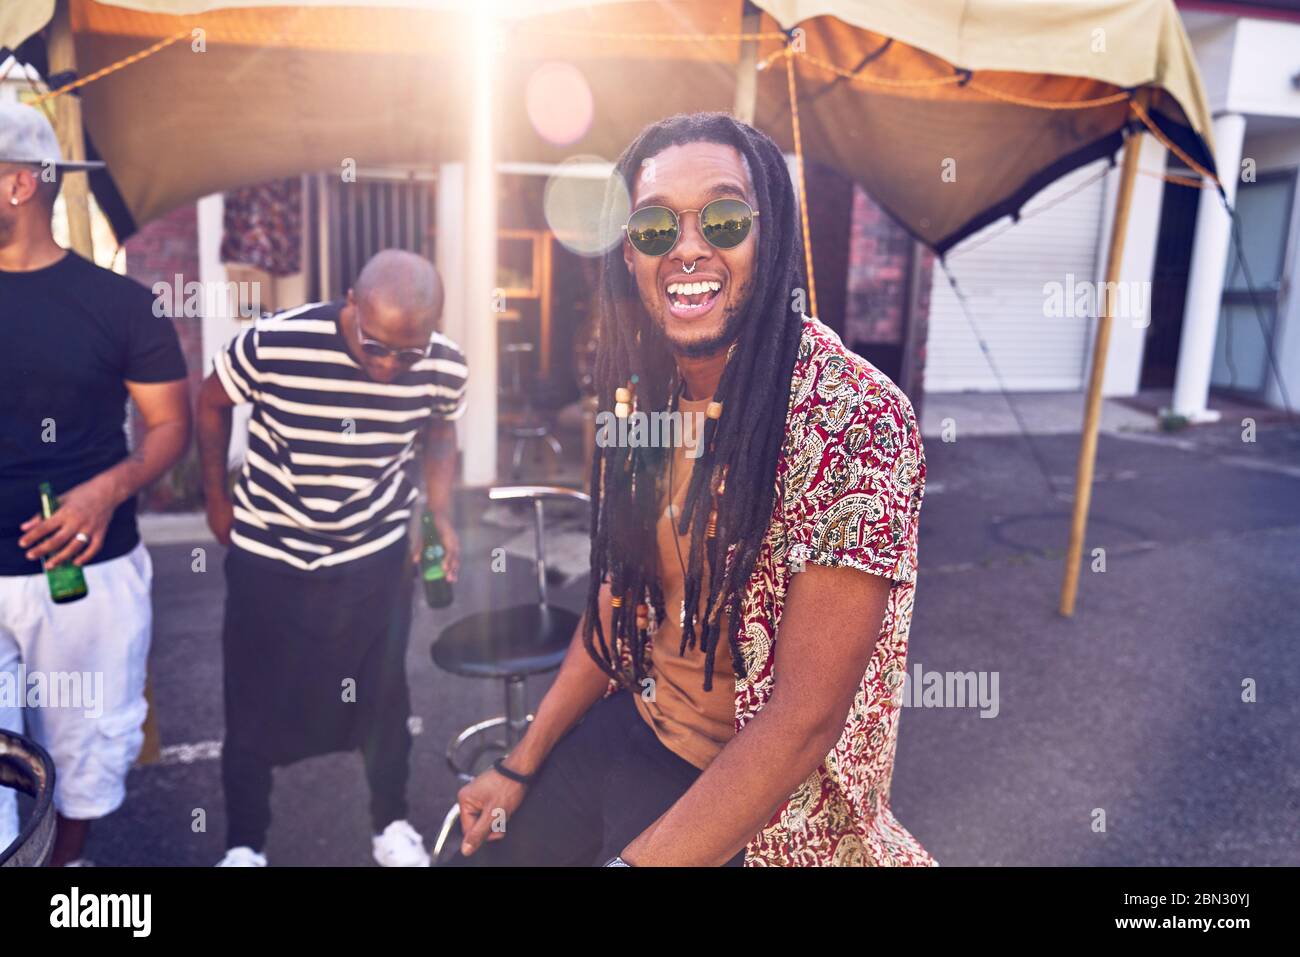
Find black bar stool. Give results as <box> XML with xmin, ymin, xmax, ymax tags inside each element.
<box><xmin>502</xmin><ymin>342</ymin><xmax>563</xmax><ymax>480</ymax></box>
<box><xmin>430</xmin><ymin>484</ymin><xmax>589</xmax><ymax>860</ymax></box>
<box><xmin>0</xmin><ymin>729</ymin><xmax>56</xmax><ymax>867</ymax></box>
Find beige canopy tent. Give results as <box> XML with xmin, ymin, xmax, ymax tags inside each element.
<box><xmin>1</xmin><ymin>0</ymin><xmax>1221</xmax><ymax>622</ymax></box>
<box><xmin>3</xmin><ymin>0</ymin><xmax>1215</xmax><ymax>249</ymax></box>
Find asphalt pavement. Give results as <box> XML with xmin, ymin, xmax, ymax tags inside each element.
<box><xmin>77</xmin><ymin>420</ymin><xmax>1300</xmax><ymax>866</ymax></box>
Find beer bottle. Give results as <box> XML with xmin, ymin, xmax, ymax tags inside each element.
<box><xmin>420</xmin><ymin>510</ymin><xmax>453</xmax><ymax>609</ymax></box>
<box><xmin>38</xmin><ymin>482</ymin><xmax>88</xmax><ymax>604</ymax></box>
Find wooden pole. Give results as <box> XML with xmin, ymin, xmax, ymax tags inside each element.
<box><xmin>733</xmin><ymin>0</ymin><xmax>762</xmax><ymax>124</ymax></box>
<box><xmin>45</xmin><ymin>0</ymin><xmax>94</xmax><ymax>260</ymax></box>
<box><xmin>1059</xmin><ymin>132</ymin><xmax>1143</xmax><ymax>617</ymax></box>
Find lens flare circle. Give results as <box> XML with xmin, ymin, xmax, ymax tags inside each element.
<box><xmin>543</xmin><ymin>154</ymin><xmax>629</xmax><ymax>257</ymax></box>
<box><xmin>526</xmin><ymin>62</ymin><xmax>593</xmax><ymax>146</ymax></box>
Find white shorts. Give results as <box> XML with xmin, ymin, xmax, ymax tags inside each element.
<box><xmin>0</xmin><ymin>541</ymin><xmax>153</xmax><ymax>848</ymax></box>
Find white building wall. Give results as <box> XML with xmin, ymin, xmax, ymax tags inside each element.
<box><xmin>925</xmin><ymin>135</ymin><xmax>1166</xmax><ymax>399</ymax></box>
<box><xmin>1196</xmin><ymin>15</ymin><xmax>1300</xmax><ymax>414</ymax></box>
<box><xmin>1096</xmin><ymin>132</ymin><xmax>1169</xmax><ymax>396</ymax></box>
<box><xmin>1244</xmin><ymin>130</ymin><xmax>1300</xmax><ymax>414</ymax></box>
<box><xmin>923</xmin><ymin>11</ymin><xmax>1300</xmax><ymax>406</ymax></box>
<box><xmin>925</xmin><ymin>161</ymin><xmax>1108</xmax><ymax>393</ymax></box>
<box><xmin>1225</xmin><ymin>19</ymin><xmax>1300</xmax><ymax>120</ymax></box>
<box><xmin>1182</xmin><ymin>14</ymin><xmax>1238</xmax><ymax>116</ymax></box>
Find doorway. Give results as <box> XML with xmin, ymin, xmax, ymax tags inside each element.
<box><xmin>1143</xmin><ymin>173</ymin><xmax>1200</xmax><ymax>389</ymax></box>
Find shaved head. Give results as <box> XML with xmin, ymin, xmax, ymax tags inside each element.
<box><xmin>340</xmin><ymin>249</ymin><xmax>445</xmax><ymax>383</ymax></box>
<box><xmin>353</xmin><ymin>249</ymin><xmax>443</xmax><ymax>337</ymax></box>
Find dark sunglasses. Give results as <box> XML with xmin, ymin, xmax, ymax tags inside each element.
<box><xmin>623</xmin><ymin>197</ymin><xmax>759</xmax><ymax>257</ymax></box>
<box><xmin>356</xmin><ymin>321</ymin><xmax>431</xmax><ymax>364</ymax></box>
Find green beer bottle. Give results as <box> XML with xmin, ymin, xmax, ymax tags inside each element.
<box><xmin>38</xmin><ymin>482</ymin><xmax>88</xmax><ymax>604</ymax></box>
<box><xmin>420</xmin><ymin>510</ymin><xmax>453</xmax><ymax>609</ymax></box>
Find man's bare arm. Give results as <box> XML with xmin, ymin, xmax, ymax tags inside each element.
<box><xmin>457</xmin><ymin>581</ymin><xmax>616</xmax><ymax>854</ymax></box>
<box><xmin>195</xmin><ymin>373</ymin><xmax>238</xmax><ymax>544</ymax></box>
<box><xmin>619</xmin><ymin>562</ymin><xmax>892</xmax><ymax>866</ymax></box>
<box><xmin>20</xmin><ymin>378</ymin><xmax>191</xmax><ymax>566</ymax></box>
<box><xmin>505</xmin><ymin>581</ymin><xmax>616</xmax><ymax>776</ymax></box>
<box><xmin>419</xmin><ymin>417</ymin><xmax>461</xmax><ymax>580</ymax></box>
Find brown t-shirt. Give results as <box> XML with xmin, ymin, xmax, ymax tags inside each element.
<box><xmin>632</xmin><ymin>393</ymin><xmax>737</xmax><ymax>770</ymax></box>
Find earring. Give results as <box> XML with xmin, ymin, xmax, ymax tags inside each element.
<box><xmin>8</xmin><ymin>197</ymin><xmax>17</xmax><ymax>206</ymax></box>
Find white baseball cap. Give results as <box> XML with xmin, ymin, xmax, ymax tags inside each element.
<box><xmin>0</xmin><ymin>101</ymin><xmax>104</xmax><ymax>171</ymax></box>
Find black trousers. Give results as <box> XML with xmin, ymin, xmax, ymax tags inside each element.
<box><xmin>448</xmin><ymin>691</ymin><xmax>745</xmax><ymax>867</ymax></box>
<box><xmin>220</xmin><ymin>542</ymin><xmax>414</xmax><ymax>851</ymax></box>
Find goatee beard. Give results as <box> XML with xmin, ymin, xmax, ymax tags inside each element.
<box><xmin>661</xmin><ymin>283</ymin><xmax>750</xmax><ymax>359</ymax></box>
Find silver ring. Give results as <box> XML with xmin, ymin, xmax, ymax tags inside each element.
<box><xmin>74</xmin><ymin>532</ymin><xmax>90</xmax><ymax>544</ymax></box>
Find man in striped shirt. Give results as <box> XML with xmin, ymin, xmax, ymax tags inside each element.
<box><xmin>195</xmin><ymin>249</ymin><xmax>467</xmax><ymax>867</ymax></box>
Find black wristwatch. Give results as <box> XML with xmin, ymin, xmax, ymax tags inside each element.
<box><xmin>603</xmin><ymin>856</ymin><xmax>632</xmax><ymax>867</ymax></box>
<box><xmin>492</xmin><ymin>756</ymin><xmax>535</xmax><ymax>786</ymax></box>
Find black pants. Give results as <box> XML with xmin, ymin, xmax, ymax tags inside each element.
<box><xmin>448</xmin><ymin>692</ymin><xmax>744</xmax><ymax>867</ymax></box>
<box><xmin>221</xmin><ymin>543</ymin><xmax>414</xmax><ymax>851</ymax></box>
<box><xmin>221</xmin><ymin>731</ymin><xmax>410</xmax><ymax>850</ymax></box>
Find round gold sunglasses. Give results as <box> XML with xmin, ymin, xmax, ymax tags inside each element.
<box><xmin>623</xmin><ymin>198</ymin><xmax>759</xmax><ymax>257</ymax></box>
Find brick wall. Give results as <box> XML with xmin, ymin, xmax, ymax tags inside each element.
<box><xmin>124</xmin><ymin>203</ymin><xmax>205</xmax><ymax>512</ymax></box>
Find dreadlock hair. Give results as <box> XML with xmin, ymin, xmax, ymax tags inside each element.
<box><xmin>582</xmin><ymin>112</ymin><xmax>806</xmax><ymax>693</ymax></box>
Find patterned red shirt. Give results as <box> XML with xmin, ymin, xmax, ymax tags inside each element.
<box><xmin>613</xmin><ymin>315</ymin><xmax>934</xmax><ymax>866</ymax></box>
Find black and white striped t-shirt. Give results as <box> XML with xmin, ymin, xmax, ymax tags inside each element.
<box><xmin>214</xmin><ymin>300</ymin><xmax>468</xmax><ymax>570</ymax></box>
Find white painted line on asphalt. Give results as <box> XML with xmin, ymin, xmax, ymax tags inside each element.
<box><xmin>1106</xmin><ymin>431</ymin><xmax>1200</xmax><ymax>453</ymax></box>
<box><xmin>138</xmin><ymin>512</ymin><xmax>215</xmax><ymax>544</ymax></box>
<box><xmin>1216</xmin><ymin>456</ymin><xmax>1300</xmax><ymax>481</ymax></box>
<box><xmin>155</xmin><ymin>740</ymin><xmax>223</xmax><ymax>766</ymax></box>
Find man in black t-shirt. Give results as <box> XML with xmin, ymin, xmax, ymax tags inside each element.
<box><xmin>0</xmin><ymin>103</ymin><xmax>191</xmax><ymax>866</ymax></box>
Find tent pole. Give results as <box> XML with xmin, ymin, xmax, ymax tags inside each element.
<box><xmin>732</xmin><ymin>0</ymin><xmax>762</xmax><ymax>124</ymax></box>
<box><xmin>1059</xmin><ymin>131</ymin><xmax>1143</xmax><ymax>617</ymax></box>
<box><xmin>46</xmin><ymin>0</ymin><xmax>94</xmax><ymax>259</ymax></box>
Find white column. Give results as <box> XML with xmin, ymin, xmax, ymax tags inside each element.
<box><xmin>1099</xmin><ymin>133</ymin><xmax>1167</xmax><ymax>396</ymax></box>
<box><xmin>436</xmin><ymin>165</ymin><xmax>466</xmax><ymax>365</ymax></box>
<box><xmin>197</xmin><ymin>193</ymin><xmax>250</xmax><ymax>468</ymax></box>
<box><xmin>461</xmin><ymin>8</ymin><xmax>498</xmax><ymax>487</ymax></box>
<box><xmin>435</xmin><ymin>163</ymin><xmax>470</xmax><ymax>464</ymax></box>
<box><xmin>197</xmin><ymin>195</ymin><xmax>235</xmax><ymax>370</ymax></box>
<box><xmin>1170</xmin><ymin>113</ymin><xmax>1246</xmax><ymax>421</ymax></box>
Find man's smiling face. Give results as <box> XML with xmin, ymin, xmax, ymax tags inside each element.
<box><xmin>622</xmin><ymin>141</ymin><xmax>758</xmax><ymax>358</ymax></box>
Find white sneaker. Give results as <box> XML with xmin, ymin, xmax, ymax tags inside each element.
<box><xmin>217</xmin><ymin>846</ymin><xmax>267</xmax><ymax>867</ymax></box>
<box><xmin>372</xmin><ymin>820</ymin><xmax>430</xmax><ymax>867</ymax></box>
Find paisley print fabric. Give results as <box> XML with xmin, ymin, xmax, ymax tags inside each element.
<box><xmin>610</xmin><ymin>315</ymin><xmax>934</xmax><ymax>867</ymax></box>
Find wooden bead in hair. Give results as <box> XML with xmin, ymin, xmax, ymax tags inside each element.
<box><xmin>614</xmin><ymin>385</ymin><xmax>633</xmax><ymax>419</ymax></box>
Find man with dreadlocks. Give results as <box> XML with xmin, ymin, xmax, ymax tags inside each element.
<box><xmin>453</xmin><ymin>112</ymin><xmax>933</xmax><ymax>867</ymax></box>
